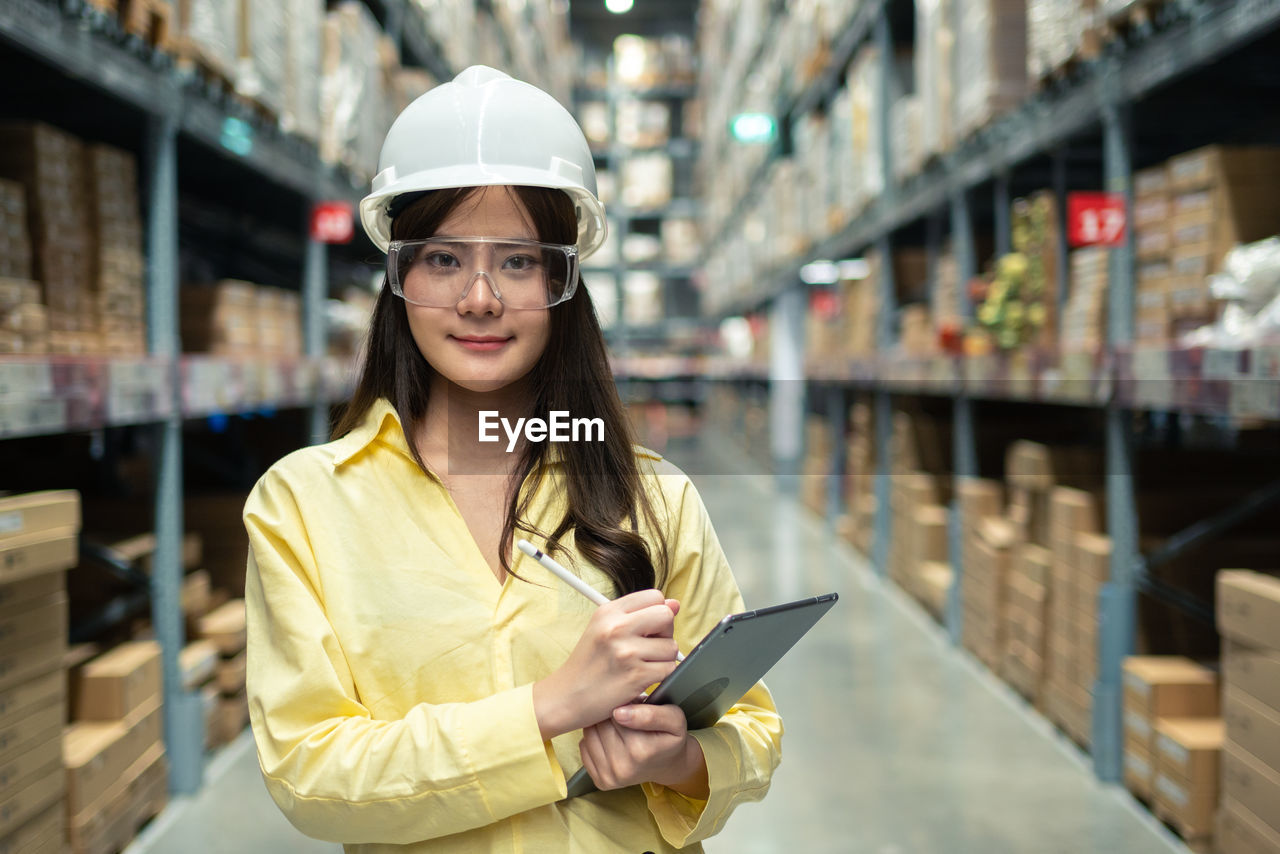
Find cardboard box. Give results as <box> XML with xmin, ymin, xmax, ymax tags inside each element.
<box><xmin>0</xmin><ymin>762</ymin><xmax>61</xmax><ymax>838</ymax></box>
<box><xmin>212</xmin><ymin>690</ymin><xmax>248</xmax><ymax>745</ymax></box>
<box><xmin>1155</xmin><ymin>717</ymin><xmax>1223</xmax><ymax>787</ymax></box>
<box><xmin>1217</xmin><ymin>797</ymin><xmax>1280</xmax><ymax>854</ymax></box>
<box><xmin>0</xmin><ymin>802</ymin><xmax>62</xmax><ymax>854</ymax></box>
<box><xmin>0</xmin><ymin>491</ymin><xmax>80</xmax><ymax>542</ymax></box>
<box><xmin>0</xmin><ymin>527</ymin><xmax>78</xmax><ymax>585</ymax></box>
<box><xmin>1122</xmin><ymin>657</ymin><xmax>1219</xmax><ymax>721</ymax></box>
<box><xmin>0</xmin><ymin>572</ymin><xmax>62</xmax><ymax>615</ymax></box>
<box><xmin>1075</xmin><ymin>533</ymin><xmax>1111</xmax><ymax>582</ymax></box>
<box><xmin>66</xmin><ymin>741</ymin><xmax>167</xmax><ymax>854</ymax></box>
<box><xmin>1125</xmin><ymin>735</ymin><xmax>1154</xmax><ymax>799</ymax></box>
<box><xmin>0</xmin><ymin>729</ymin><xmax>60</xmax><ymax>793</ymax></box>
<box><xmin>0</xmin><ymin>593</ymin><xmax>65</xmax><ymax>654</ymax></box>
<box><xmin>0</xmin><ymin>669</ymin><xmax>62</xmax><ymax>735</ymax></box>
<box><xmin>1223</xmin><ymin>741</ymin><xmax>1280</xmax><ymax>837</ymax></box>
<box><xmin>63</xmin><ymin>720</ymin><xmax>129</xmax><ymax>817</ymax></box>
<box><xmin>1153</xmin><ymin>770</ymin><xmax>1216</xmax><ymax>838</ymax></box>
<box><xmin>0</xmin><ymin>631</ymin><xmax>64</xmax><ymax>695</ymax></box>
<box><xmin>1225</xmin><ymin>643</ymin><xmax>1280</xmax><ymax>716</ymax></box>
<box><xmin>73</xmin><ymin>641</ymin><xmax>161</xmax><ymax>721</ymax></box>
<box><xmin>1224</xmin><ymin>687</ymin><xmax>1280</xmax><ymax>776</ymax></box>
<box><xmin>197</xmin><ymin>599</ymin><xmax>246</xmax><ymax>654</ymax></box>
<box><xmin>1219</xmin><ymin>570</ymin><xmax>1280</xmax><ymax>652</ymax></box>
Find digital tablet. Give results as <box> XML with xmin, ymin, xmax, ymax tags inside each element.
<box><xmin>562</xmin><ymin>591</ymin><xmax>839</xmax><ymax>799</ymax></box>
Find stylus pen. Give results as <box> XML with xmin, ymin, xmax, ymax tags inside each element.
<box><xmin>516</xmin><ymin>538</ymin><xmax>684</xmax><ymax>661</ymax></box>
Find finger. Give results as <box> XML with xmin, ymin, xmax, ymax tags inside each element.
<box><xmin>625</xmin><ymin>603</ymin><xmax>677</xmax><ymax>638</ymax></box>
<box><xmin>665</xmin><ymin>598</ymin><xmax>680</xmax><ymax>617</ymax></box>
<box><xmin>578</xmin><ymin>729</ymin><xmax>604</xmax><ymax>788</ymax></box>
<box><xmin>613</xmin><ymin>703</ymin><xmax>687</xmax><ymax>735</ymax></box>
<box><xmin>613</xmin><ymin>589</ymin><xmax>667</xmax><ymax>613</ymax></box>
<box><xmin>633</xmin><ymin>635</ymin><xmax>681</xmax><ymax>663</ymax></box>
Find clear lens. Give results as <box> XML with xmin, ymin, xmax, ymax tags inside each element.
<box><xmin>388</xmin><ymin>237</ymin><xmax>578</xmax><ymax>309</ymax></box>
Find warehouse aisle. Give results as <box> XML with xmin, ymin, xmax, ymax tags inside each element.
<box><xmin>129</xmin><ymin>435</ymin><xmax>1187</xmax><ymax>854</ymax></box>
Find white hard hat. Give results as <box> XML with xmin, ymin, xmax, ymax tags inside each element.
<box><xmin>359</xmin><ymin>65</ymin><xmax>608</xmax><ymax>259</ymax></box>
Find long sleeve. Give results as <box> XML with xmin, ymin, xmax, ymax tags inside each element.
<box><xmin>243</xmin><ymin>469</ymin><xmax>567</xmax><ymax>846</ymax></box>
<box><xmin>640</xmin><ymin>467</ymin><xmax>784</xmax><ymax>848</ymax></box>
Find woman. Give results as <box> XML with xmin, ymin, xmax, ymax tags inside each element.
<box><xmin>244</xmin><ymin>66</ymin><xmax>781</xmax><ymax>853</ymax></box>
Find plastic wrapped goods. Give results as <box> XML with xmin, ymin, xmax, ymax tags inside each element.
<box><xmin>237</xmin><ymin>0</ymin><xmax>288</xmax><ymax>118</ymax></box>
<box><xmin>172</xmin><ymin>0</ymin><xmax>239</xmax><ymax>81</ymax></box>
<box><xmin>954</xmin><ymin>0</ymin><xmax>1028</xmax><ymax>139</ymax></box>
<box><xmin>283</xmin><ymin>0</ymin><xmax>324</xmax><ymax>143</ymax></box>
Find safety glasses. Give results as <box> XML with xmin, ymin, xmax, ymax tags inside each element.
<box><xmin>387</xmin><ymin>236</ymin><xmax>579</xmax><ymax>310</ymax></box>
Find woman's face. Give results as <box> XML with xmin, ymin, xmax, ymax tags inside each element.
<box><xmin>404</xmin><ymin>187</ymin><xmax>552</xmax><ymax>394</ymax></box>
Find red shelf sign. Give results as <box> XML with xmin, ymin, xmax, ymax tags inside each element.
<box><xmin>1067</xmin><ymin>192</ymin><xmax>1126</xmax><ymax>248</ymax></box>
<box><xmin>311</xmin><ymin>201</ymin><xmax>355</xmax><ymax>244</ymax></box>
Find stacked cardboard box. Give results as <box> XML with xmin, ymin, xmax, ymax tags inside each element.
<box><xmin>840</xmin><ymin>255</ymin><xmax>879</xmax><ymax>359</ymax></box>
<box><xmin>1166</xmin><ymin>146</ymin><xmax>1280</xmax><ymax>336</ymax></box>
<box><xmin>282</xmin><ymin>0</ymin><xmax>324</xmax><ymax>144</ymax></box>
<box><xmin>0</xmin><ymin>122</ymin><xmax>98</xmax><ymax>354</ymax></box>
<box><xmin>841</xmin><ymin>403</ymin><xmax>877</xmax><ymax>557</ymax></box>
<box><xmin>1043</xmin><ymin>486</ymin><xmax>1105</xmax><ymax>746</ymax></box>
<box><xmin>1027</xmin><ymin>0</ymin><xmax>1099</xmax><ymax>83</ymax></box>
<box><xmin>957</xmin><ymin>479</ymin><xmax>1004</xmax><ymax>662</ymax></box>
<box><xmin>1001</xmin><ymin>542</ymin><xmax>1053</xmax><ymax>704</ymax></box>
<box><xmin>321</xmin><ymin>1</ymin><xmax>391</xmax><ymax>180</ymax></box>
<box><xmin>1062</xmin><ymin>247</ymin><xmax>1109</xmax><ymax>352</ymax></box>
<box><xmin>65</xmin><ymin>641</ymin><xmax>168</xmax><ymax>854</ymax></box>
<box><xmin>801</xmin><ymin>416</ymin><xmax>833</xmax><ymax>516</ymax></box>
<box><xmin>0</xmin><ymin>491</ymin><xmax>79</xmax><ymax>853</ymax></box>
<box><xmin>1134</xmin><ymin>164</ymin><xmax>1172</xmax><ymax>345</ymax></box>
<box><xmin>888</xmin><ymin>410</ymin><xmax>952</xmax><ymax>618</ymax></box>
<box><xmin>181</xmin><ymin>281</ymin><xmax>301</xmax><ymax>356</ymax></box>
<box><xmin>1216</xmin><ymin>570</ymin><xmax>1280</xmax><ymax>854</ymax></box>
<box><xmin>86</xmin><ymin>144</ymin><xmax>147</xmax><ymax>356</ymax></box>
<box><xmin>954</xmin><ymin>0</ymin><xmax>1028</xmax><ymax>140</ymax></box>
<box><xmin>1121</xmin><ymin>657</ymin><xmax>1218</xmax><ymax>805</ymax></box>
<box><xmin>0</xmin><ymin>277</ymin><xmax>48</xmax><ymax>355</ymax></box>
<box><xmin>847</xmin><ymin>45</ymin><xmax>884</xmax><ymax>217</ymax></box>
<box><xmin>1153</xmin><ymin>717</ymin><xmax>1224</xmax><ymax>851</ymax></box>
<box><xmin>197</xmin><ymin>599</ymin><xmax>248</xmax><ymax>747</ymax></box>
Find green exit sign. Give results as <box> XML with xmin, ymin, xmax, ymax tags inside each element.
<box><xmin>730</xmin><ymin>113</ymin><xmax>776</xmax><ymax>144</ymax></box>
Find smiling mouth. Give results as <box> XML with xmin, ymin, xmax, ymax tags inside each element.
<box><xmin>452</xmin><ymin>335</ymin><xmax>511</xmax><ymax>351</ymax></box>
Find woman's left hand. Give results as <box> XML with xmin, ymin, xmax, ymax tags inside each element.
<box><xmin>578</xmin><ymin>703</ymin><xmax>710</xmax><ymax>799</ymax></box>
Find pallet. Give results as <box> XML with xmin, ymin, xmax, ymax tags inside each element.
<box><xmin>1150</xmin><ymin>805</ymin><xmax>1212</xmax><ymax>854</ymax></box>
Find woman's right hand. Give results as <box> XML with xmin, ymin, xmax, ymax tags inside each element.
<box><xmin>533</xmin><ymin>590</ymin><xmax>680</xmax><ymax>740</ymax></box>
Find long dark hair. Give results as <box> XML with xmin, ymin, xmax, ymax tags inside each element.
<box><xmin>333</xmin><ymin>186</ymin><xmax>669</xmax><ymax>594</ymax></box>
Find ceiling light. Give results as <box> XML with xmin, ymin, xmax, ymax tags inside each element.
<box><xmin>605</xmin><ymin>0</ymin><xmax>633</xmax><ymax>13</ymax></box>
<box><xmin>800</xmin><ymin>260</ymin><xmax>840</xmax><ymax>285</ymax></box>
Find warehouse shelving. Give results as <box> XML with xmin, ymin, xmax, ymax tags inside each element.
<box><xmin>0</xmin><ymin>0</ymin><xmax>456</xmax><ymax>798</ymax></box>
<box><xmin>698</xmin><ymin>0</ymin><xmax>1280</xmax><ymax>795</ymax></box>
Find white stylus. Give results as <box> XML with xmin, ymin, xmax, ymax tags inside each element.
<box><xmin>516</xmin><ymin>538</ymin><xmax>684</xmax><ymax>661</ymax></box>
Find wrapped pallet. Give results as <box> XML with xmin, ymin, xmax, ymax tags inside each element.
<box><xmin>847</xmin><ymin>45</ymin><xmax>883</xmax><ymax>215</ymax></box>
<box><xmin>282</xmin><ymin>0</ymin><xmax>324</xmax><ymax>143</ymax></box>
<box><xmin>916</xmin><ymin>0</ymin><xmax>954</xmax><ymax>157</ymax></box>
<box><xmin>171</xmin><ymin>0</ymin><xmax>239</xmax><ymax>82</ymax></box>
<box><xmin>321</xmin><ymin>1</ymin><xmax>389</xmax><ymax>180</ymax></box>
<box><xmin>236</xmin><ymin>0</ymin><xmax>288</xmax><ymax>119</ymax></box>
<box><xmin>954</xmin><ymin>0</ymin><xmax>1028</xmax><ymax>139</ymax></box>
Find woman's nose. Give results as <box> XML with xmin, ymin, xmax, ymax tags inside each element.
<box><xmin>456</xmin><ymin>270</ymin><xmax>504</xmax><ymax>314</ymax></box>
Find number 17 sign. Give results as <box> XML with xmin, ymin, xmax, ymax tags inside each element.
<box><xmin>1067</xmin><ymin>192</ymin><xmax>1127</xmax><ymax>248</ymax></box>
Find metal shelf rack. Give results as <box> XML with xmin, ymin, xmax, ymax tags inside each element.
<box><xmin>0</xmin><ymin>0</ymin><xmax>451</xmax><ymax>796</ymax></box>
<box><xmin>702</xmin><ymin>0</ymin><xmax>1280</xmax><ymax>790</ymax></box>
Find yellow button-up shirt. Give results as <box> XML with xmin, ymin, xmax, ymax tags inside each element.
<box><xmin>243</xmin><ymin>398</ymin><xmax>782</xmax><ymax>853</ymax></box>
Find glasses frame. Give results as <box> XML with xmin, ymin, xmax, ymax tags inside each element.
<box><xmin>386</xmin><ymin>236</ymin><xmax>580</xmax><ymax>310</ymax></box>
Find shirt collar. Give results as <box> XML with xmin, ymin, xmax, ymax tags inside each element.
<box><xmin>331</xmin><ymin>398</ymin><xmax>412</xmax><ymax>467</ymax></box>
<box><xmin>330</xmin><ymin>398</ymin><xmax>571</xmax><ymax>469</ymax></box>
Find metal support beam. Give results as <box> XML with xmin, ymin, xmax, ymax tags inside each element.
<box><xmin>994</xmin><ymin>171</ymin><xmax>1011</xmax><ymax>258</ymax></box>
<box><xmin>1146</xmin><ymin>479</ymin><xmax>1280</xmax><ymax>571</ymax></box>
<box><xmin>770</xmin><ymin>285</ymin><xmax>806</xmax><ymax>494</ymax></box>
<box><xmin>303</xmin><ymin>235</ymin><xmax>329</xmax><ymax>445</ymax></box>
<box><xmin>1094</xmin><ymin>93</ymin><xmax>1138</xmax><ymax>784</ymax></box>
<box><xmin>871</xmin><ymin>232</ymin><xmax>896</xmax><ymax>575</ymax></box>
<box><xmin>949</xmin><ymin>187</ymin><xmax>978</xmax><ymax>643</ymax></box>
<box><xmin>1052</xmin><ymin>147</ymin><xmax>1071</xmax><ymax>314</ymax></box>
<box><xmin>144</xmin><ymin>111</ymin><xmax>204</xmax><ymax>796</ymax></box>
<box><xmin>827</xmin><ymin>385</ymin><xmax>849</xmax><ymax>524</ymax></box>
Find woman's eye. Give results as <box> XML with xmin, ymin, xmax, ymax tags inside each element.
<box><xmin>503</xmin><ymin>254</ymin><xmax>537</xmax><ymax>272</ymax></box>
<box><xmin>424</xmin><ymin>252</ymin><xmax>459</xmax><ymax>268</ymax></box>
